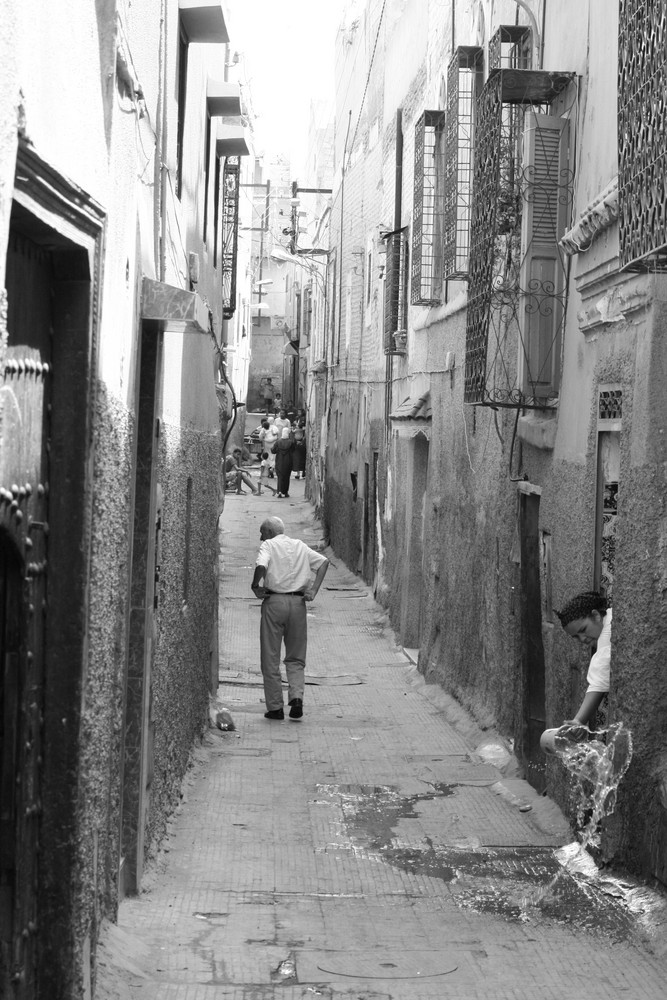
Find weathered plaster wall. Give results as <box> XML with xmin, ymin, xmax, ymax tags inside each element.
<box><xmin>606</xmin><ymin>283</ymin><xmax>667</xmax><ymax>881</ymax></box>
<box><xmin>145</xmin><ymin>420</ymin><xmax>219</xmax><ymax>854</ymax></box>
<box><xmin>0</xmin><ymin>0</ymin><xmax>228</xmax><ymax>991</ymax></box>
<box><xmin>319</xmin><ymin>0</ymin><xmax>667</xmax><ymax>887</ymax></box>
<box><xmin>71</xmin><ymin>384</ymin><xmax>134</xmax><ymax>996</ymax></box>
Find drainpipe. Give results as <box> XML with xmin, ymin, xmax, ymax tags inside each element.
<box><xmin>385</xmin><ymin>108</ymin><xmax>403</xmax><ymax>434</ymax></box>
<box><xmin>514</xmin><ymin>0</ymin><xmax>542</xmax><ymax>68</ymax></box>
<box><xmin>158</xmin><ymin>0</ymin><xmax>168</xmax><ymax>282</ymax></box>
<box><xmin>337</xmin><ymin>111</ymin><xmax>352</xmax><ymax>366</ymax></box>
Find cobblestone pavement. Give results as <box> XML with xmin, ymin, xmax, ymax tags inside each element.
<box><xmin>96</xmin><ymin>478</ymin><xmax>667</xmax><ymax>1000</ymax></box>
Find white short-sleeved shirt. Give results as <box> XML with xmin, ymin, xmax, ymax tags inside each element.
<box><xmin>586</xmin><ymin>608</ymin><xmax>612</xmax><ymax>693</ymax></box>
<box><xmin>256</xmin><ymin>535</ymin><xmax>327</xmax><ymax>593</ymax></box>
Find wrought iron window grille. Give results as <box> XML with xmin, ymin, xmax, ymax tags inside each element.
<box><xmin>618</xmin><ymin>0</ymin><xmax>667</xmax><ymax>272</ymax></box>
<box><xmin>489</xmin><ymin>25</ymin><xmax>532</xmax><ymax>72</ymax></box>
<box><xmin>443</xmin><ymin>46</ymin><xmax>484</xmax><ymax>280</ymax></box>
<box><xmin>464</xmin><ymin>69</ymin><xmax>575</xmax><ymax>409</ymax></box>
<box><xmin>383</xmin><ymin>228</ymin><xmax>409</xmax><ymax>354</ymax></box>
<box><xmin>221</xmin><ymin>156</ymin><xmax>240</xmax><ymax>320</ymax></box>
<box><xmin>411</xmin><ymin>110</ymin><xmax>447</xmax><ymax>304</ymax></box>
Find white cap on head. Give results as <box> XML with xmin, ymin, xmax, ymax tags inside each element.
<box><xmin>281</xmin><ymin>427</ymin><xmax>290</xmax><ymax>438</ymax></box>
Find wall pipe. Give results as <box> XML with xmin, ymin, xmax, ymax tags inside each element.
<box><xmin>385</xmin><ymin>108</ymin><xmax>403</xmax><ymax>434</ymax></box>
<box><xmin>337</xmin><ymin>111</ymin><xmax>352</xmax><ymax>366</ymax></box>
<box><xmin>514</xmin><ymin>0</ymin><xmax>542</xmax><ymax>68</ymax></box>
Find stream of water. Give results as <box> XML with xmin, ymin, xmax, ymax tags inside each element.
<box><xmin>552</xmin><ymin>721</ymin><xmax>633</xmax><ymax>848</ymax></box>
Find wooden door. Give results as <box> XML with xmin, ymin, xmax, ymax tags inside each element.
<box><xmin>0</xmin><ymin>228</ymin><xmax>52</xmax><ymax>997</ymax></box>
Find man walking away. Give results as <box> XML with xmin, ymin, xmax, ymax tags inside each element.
<box><xmin>251</xmin><ymin>516</ymin><xmax>329</xmax><ymax>721</ymax></box>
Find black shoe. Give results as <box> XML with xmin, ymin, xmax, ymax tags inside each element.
<box><xmin>264</xmin><ymin>708</ymin><xmax>284</xmax><ymax>720</ymax></box>
<box><xmin>288</xmin><ymin>698</ymin><xmax>303</xmax><ymax>720</ymax></box>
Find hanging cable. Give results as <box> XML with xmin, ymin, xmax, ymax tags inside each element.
<box><xmin>346</xmin><ymin>0</ymin><xmax>387</xmax><ymax>170</ymax></box>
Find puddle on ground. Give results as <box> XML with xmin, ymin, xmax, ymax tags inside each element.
<box><xmin>316</xmin><ymin>782</ymin><xmax>666</xmax><ymax>941</ymax></box>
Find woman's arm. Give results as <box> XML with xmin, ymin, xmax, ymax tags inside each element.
<box><xmin>568</xmin><ymin>690</ymin><xmax>606</xmax><ymax>727</ymax></box>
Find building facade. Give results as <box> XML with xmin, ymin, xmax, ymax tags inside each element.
<box><xmin>0</xmin><ymin>1</ymin><xmax>248</xmax><ymax>996</ymax></box>
<box><xmin>316</xmin><ymin>0</ymin><xmax>667</xmax><ymax>886</ymax></box>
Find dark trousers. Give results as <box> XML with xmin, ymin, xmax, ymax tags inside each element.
<box><xmin>276</xmin><ymin>465</ymin><xmax>292</xmax><ymax>495</ymax></box>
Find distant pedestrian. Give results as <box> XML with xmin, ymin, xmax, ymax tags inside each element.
<box><xmin>258</xmin><ymin>452</ymin><xmax>277</xmax><ymax>495</ymax></box>
<box><xmin>292</xmin><ymin>419</ymin><xmax>306</xmax><ymax>479</ymax></box>
<box><xmin>272</xmin><ymin>427</ymin><xmax>295</xmax><ymax>498</ymax></box>
<box><xmin>251</xmin><ymin>516</ymin><xmax>329</xmax><ymax>720</ymax></box>
<box><xmin>274</xmin><ymin>408</ymin><xmax>291</xmax><ymax>435</ymax></box>
<box><xmin>261</xmin><ymin>377</ymin><xmax>275</xmax><ymax>415</ymax></box>
<box><xmin>264</xmin><ymin>416</ymin><xmax>279</xmax><ymax>475</ymax></box>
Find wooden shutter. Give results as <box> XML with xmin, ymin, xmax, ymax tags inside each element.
<box><xmin>520</xmin><ymin>112</ymin><xmax>570</xmax><ymax>400</ymax></box>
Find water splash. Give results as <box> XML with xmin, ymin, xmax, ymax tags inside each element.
<box><xmin>552</xmin><ymin>722</ymin><xmax>633</xmax><ymax>848</ymax></box>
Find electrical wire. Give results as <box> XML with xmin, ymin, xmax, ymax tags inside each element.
<box><xmin>345</xmin><ymin>0</ymin><xmax>387</xmax><ymax>171</ymax></box>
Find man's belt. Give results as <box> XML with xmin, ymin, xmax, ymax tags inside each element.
<box><xmin>265</xmin><ymin>590</ymin><xmax>305</xmax><ymax>596</ymax></box>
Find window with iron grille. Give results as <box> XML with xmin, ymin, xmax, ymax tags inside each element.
<box><xmin>618</xmin><ymin>0</ymin><xmax>667</xmax><ymax>271</ymax></box>
<box><xmin>489</xmin><ymin>25</ymin><xmax>532</xmax><ymax>71</ymax></box>
<box><xmin>443</xmin><ymin>47</ymin><xmax>483</xmax><ymax>279</ymax></box>
<box><xmin>221</xmin><ymin>157</ymin><xmax>240</xmax><ymax>320</ymax></box>
<box><xmin>464</xmin><ymin>69</ymin><xmax>574</xmax><ymax>408</ymax></box>
<box><xmin>383</xmin><ymin>229</ymin><xmax>409</xmax><ymax>354</ymax></box>
<box><xmin>411</xmin><ymin>110</ymin><xmax>446</xmax><ymax>304</ymax></box>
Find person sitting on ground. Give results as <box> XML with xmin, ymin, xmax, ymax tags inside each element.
<box><xmin>555</xmin><ymin>591</ymin><xmax>612</xmax><ymax>730</ymax></box>
<box><xmin>224</xmin><ymin>448</ymin><xmax>259</xmax><ymax>495</ymax></box>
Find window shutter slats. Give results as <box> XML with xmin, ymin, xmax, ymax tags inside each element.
<box><xmin>520</xmin><ymin>112</ymin><xmax>570</xmax><ymax>399</ymax></box>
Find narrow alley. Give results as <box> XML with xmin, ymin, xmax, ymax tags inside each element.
<box><xmin>94</xmin><ymin>485</ymin><xmax>667</xmax><ymax>1000</ymax></box>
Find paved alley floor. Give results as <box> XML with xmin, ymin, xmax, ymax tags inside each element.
<box><xmin>97</xmin><ymin>478</ymin><xmax>667</xmax><ymax>1000</ymax></box>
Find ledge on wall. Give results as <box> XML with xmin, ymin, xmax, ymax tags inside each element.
<box><xmin>517</xmin><ymin>409</ymin><xmax>558</xmax><ymax>450</ymax></box>
<box><xmin>141</xmin><ymin>277</ymin><xmax>210</xmax><ymax>334</ymax></box>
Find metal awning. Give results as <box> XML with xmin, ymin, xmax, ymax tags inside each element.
<box><xmin>179</xmin><ymin>0</ymin><xmax>229</xmax><ymax>43</ymax></box>
<box><xmin>216</xmin><ymin>125</ymin><xmax>250</xmax><ymax>158</ymax></box>
<box><xmin>141</xmin><ymin>277</ymin><xmax>209</xmax><ymax>334</ymax></box>
<box><xmin>207</xmin><ymin>80</ymin><xmax>241</xmax><ymax>117</ymax></box>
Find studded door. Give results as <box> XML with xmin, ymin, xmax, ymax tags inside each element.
<box><xmin>0</xmin><ymin>228</ymin><xmax>52</xmax><ymax>997</ymax></box>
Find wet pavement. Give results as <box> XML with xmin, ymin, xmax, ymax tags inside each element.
<box><xmin>96</xmin><ymin>478</ymin><xmax>667</xmax><ymax>999</ymax></box>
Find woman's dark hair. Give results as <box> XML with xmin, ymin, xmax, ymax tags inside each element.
<box><xmin>261</xmin><ymin>419</ymin><xmax>269</xmax><ymax>428</ymax></box>
<box><xmin>555</xmin><ymin>591</ymin><xmax>609</xmax><ymax>628</ymax></box>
